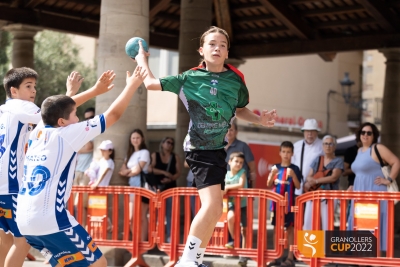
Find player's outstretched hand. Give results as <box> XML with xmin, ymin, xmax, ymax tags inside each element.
<box><xmin>93</xmin><ymin>70</ymin><xmax>116</xmax><ymax>95</ymax></box>
<box><xmin>133</xmin><ymin>40</ymin><xmax>150</xmax><ymax>64</ymax></box>
<box><xmin>260</xmin><ymin>109</ymin><xmax>277</xmax><ymax>127</ymax></box>
<box><xmin>66</xmin><ymin>71</ymin><xmax>84</xmax><ymax>97</ymax></box>
<box><xmin>126</xmin><ymin>65</ymin><xmax>148</xmax><ymax>87</ymax></box>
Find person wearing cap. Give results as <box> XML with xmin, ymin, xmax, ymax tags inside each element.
<box><xmin>90</xmin><ymin>140</ymin><xmax>115</xmax><ymax>189</ymax></box>
<box><xmin>291</xmin><ymin>119</ymin><xmax>323</xmax><ymax>197</ymax></box>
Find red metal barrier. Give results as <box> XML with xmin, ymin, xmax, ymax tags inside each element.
<box><xmin>293</xmin><ymin>190</ymin><xmax>400</xmax><ymax>267</ymax></box>
<box><xmin>70</xmin><ymin>186</ymin><xmax>287</xmax><ymax>267</ymax></box>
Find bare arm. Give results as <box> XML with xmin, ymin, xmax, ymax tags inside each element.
<box><xmin>134</xmin><ymin>41</ymin><xmax>162</xmax><ymax>91</ymax></box>
<box><xmin>78</xmin><ymin>141</ymin><xmax>93</xmax><ymax>154</ymax></box>
<box><xmin>314</xmin><ymin>168</ymin><xmax>342</xmax><ymax>184</ymax></box>
<box><xmin>236</xmin><ymin>107</ymin><xmax>276</xmax><ymax>127</ymax></box>
<box><xmin>225</xmin><ymin>174</ymin><xmax>246</xmax><ymax>191</ymax></box>
<box><xmin>289</xmin><ymin>168</ymin><xmax>301</xmax><ymax>189</ymax></box>
<box><xmin>127</xmin><ymin>161</ymin><xmax>147</xmax><ymax>177</ymax></box>
<box><xmin>376</xmin><ymin>144</ymin><xmax>400</xmax><ymax>179</ymax></box>
<box><xmin>66</xmin><ymin>71</ymin><xmax>84</xmax><ymax>97</ymax></box>
<box><xmin>91</xmin><ymin>168</ymin><xmax>111</xmax><ymax>189</ymax></box>
<box><xmin>247</xmin><ymin>160</ymin><xmax>256</xmax><ymax>183</ymax></box>
<box><xmin>71</xmin><ymin>70</ymin><xmax>115</xmax><ymax>107</ymax></box>
<box><xmin>104</xmin><ymin>67</ymin><xmax>147</xmax><ymax>128</ymax></box>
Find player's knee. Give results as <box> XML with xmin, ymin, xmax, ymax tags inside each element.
<box><xmin>0</xmin><ymin>232</ymin><xmax>13</xmax><ymax>247</ymax></box>
<box><xmin>90</xmin><ymin>255</ymin><xmax>107</xmax><ymax>267</ymax></box>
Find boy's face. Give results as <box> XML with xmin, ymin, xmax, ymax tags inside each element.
<box><xmin>229</xmin><ymin>156</ymin><xmax>244</xmax><ymax>171</ymax></box>
<box><xmin>59</xmin><ymin>106</ymin><xmax>79</xmax><ymax>127</ymax></box>
<box><xmin>279</xmin><ymin>147</ymin><xmax>293</xmax><ymax>162</ymax></box>
<box><xmin>11</xmin><ymin>78</ymin><xmax>37</xmax><ymax>102</ymax></box>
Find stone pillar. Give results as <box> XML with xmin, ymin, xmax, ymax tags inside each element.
<box><xmin>96</xmin><ymin>0</ymin><xmax>149</xmax><ymax>185</ymax></box>
<box><xmin>176</xmin><ymin>0</ymin><xmax>212</xmax><ymax>186</ymax></box>
<box><xmin>2</xmin><ymin>24</ymin><xmax>41</xmax><ymax>68</ymax></box>
<box><xmin>379</xmin><ymin>48</ymin><xmax>400</xmax><ymax>232</ymax></box>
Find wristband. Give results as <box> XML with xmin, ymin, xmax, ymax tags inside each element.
<box><xmin>388</xmin><ymin>177</ymin><xmax>393</xmax><ymax>183</ymax></box>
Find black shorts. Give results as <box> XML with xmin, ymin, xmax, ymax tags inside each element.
<box><xmin>228</xmin><ymin>204</ymin><xmax>248</xmax><ymax>227</ymax></box>
<box><xmin>271</xmin><ymin>211</ymin><xmax>294</xmax><ymax>228</ymax></box>
<box><xmin>185</xmin><ymin>149</ymin><xmax>227</xmax><ymax>190</ymax></box>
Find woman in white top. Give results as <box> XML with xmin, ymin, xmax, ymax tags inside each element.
<box><xmin>90</xmin><ymin>140</ymin><xmax>115</xmax><ymax>189</ymax></box>
<box><xmin>119</xmin><ymin>129</ymin><xmax>150</xmax><ymax>241</ymax></box>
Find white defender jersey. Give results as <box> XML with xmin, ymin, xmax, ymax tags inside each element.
<box><xmin>16</xmin><ymin>115</ymin><xmax>106</xmax><ymax>235</ymax></box>
<box><xmin>0</xmin><ymin>99</ymin><xmax>41</xmax><ymax>195</ymax></box>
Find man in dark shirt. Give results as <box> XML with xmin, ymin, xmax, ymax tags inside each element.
<box><xmin>344</xmin><ymin>144</ymin><xmax>358</xmax><ymax>190</ymax></box>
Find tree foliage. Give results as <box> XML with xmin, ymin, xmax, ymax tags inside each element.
<box><xmin>0</xmin><ymin>30</ymin><xmax>97</xmax><ymax>119</ymax></box>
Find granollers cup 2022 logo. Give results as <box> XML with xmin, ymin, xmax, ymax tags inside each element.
<box><xmin>297</xmin><ymin>230</ymin><xmax>377</xmax><ymax>258</ymax></box>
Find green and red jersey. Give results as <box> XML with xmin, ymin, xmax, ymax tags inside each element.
<box><xmin>160</xmin><ymin>64</ymin><xmax>249</xmax><ymax>151</ymax></box>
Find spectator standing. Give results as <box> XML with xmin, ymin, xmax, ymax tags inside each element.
<box><xmin>347</xmin><ymin>122</ymin><xmax>400</xmax><ymax>253</ymax></box>
<box><xmin>118</xmin><ymin>129</ymin><xmax>150</xmax><ymax>241</ymax></box>
<box><xmin>292</xmin><ymin>119</ymin><xmax>323</xmax><ymax>197</ymax></box>
<box><xmin>225</xmin><ymin>122</ymin><xmax>256</xmax><ymax>188</ymax></box>
<box><xmin>343</xmin><ymin>144</ymin><xmax>358</xmax><ymax>191</ymax></box>
<box><xmin>150</xmin><ymin>137</ymin><xmax>181</xmax><ymax>242</ymax></box>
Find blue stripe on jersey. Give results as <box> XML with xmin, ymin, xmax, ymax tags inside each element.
<box><xmin>270</xmin><ymin>166</ymin><xmax>295</xmax><ymax>213</ymax></box>
<box><xmin>99</xmin><ymin>114</ymin><xmax>105</xmax><ymax>133</ymax></box>
<box><xmin>55</xmin><ymin>152</ymin><xmax>76</xmax><ymax>231</ymax></box>
<box><xmin>8</xmin><ymin>122</ymin><xmax>23</xmax><ymax>194</ymax></box>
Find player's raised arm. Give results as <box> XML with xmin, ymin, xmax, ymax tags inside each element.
<box><xmin>71</xmin><ymin>70</ymin><xmax>116</xmax><ymax>107</ymax></box>
<box><xmin>103</xmin><ymin>66</ymin><xmax>147</xmax><ymax>128</ymax></box>
<box><xmin>134</xmin><ymin>40</ymin><xmax>162</xmax><ymax>91</ymax></box>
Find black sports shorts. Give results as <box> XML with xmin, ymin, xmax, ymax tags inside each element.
<box><xmin>185</xmin><ymin>149</ymin><xmax>227</xmax><ymax>190</ymax></box>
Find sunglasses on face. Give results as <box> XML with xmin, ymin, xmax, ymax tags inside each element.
<box><xmin>323</xmin><ymin>142</ymin><xmax>334</xmax><ymax>147</ymax></box>
<box><xmin>165</xmin><ymin>141</ymin><xmax>174</xmax><ymax>145</ymax></box>
<box><xmin>361</xmin><ymin>131</ymin><xmax>373</xmax><ymax>136</ymax></box>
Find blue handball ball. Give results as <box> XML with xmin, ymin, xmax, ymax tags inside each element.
<box><xmin>125</xmin><ymin>37</ymin><xmax>148</xmax><ymax>59</ymax></box>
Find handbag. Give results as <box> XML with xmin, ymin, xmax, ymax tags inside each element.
<box><xmin>374</xmin><ymin>145</ymin><xmax>399</xmax><ymax>203</ymax></box>
<box><xmin>303</xmin><ymin>156</ymin><xmax>333</xmax><ymax>193</ymax></box>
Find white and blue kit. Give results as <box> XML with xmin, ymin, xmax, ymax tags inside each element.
<box><xmin>0</xmin><ymin>99</ymin><xmax>41</xmax><ymax>237</ymax></box>
<box><xmin>16</xmin><ymin>114</ymin><xmax>106</xmax><ymax>267</ymax></box>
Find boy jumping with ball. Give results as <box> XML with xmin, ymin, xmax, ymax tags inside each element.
<box><xmin>15</xmin><ymin>66</ymin><xmax>147</xmax><ymax>267</ymax></box>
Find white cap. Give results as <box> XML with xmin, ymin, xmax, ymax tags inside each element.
<box><xmin>98</xmin><ymin>140</ymin><xmax>114</xmax><ymax>150</ymax></box>
<box><xmin>301</xmin><ymin>119</ymin><xmax>320</xmax><ymax>132</ymax></box>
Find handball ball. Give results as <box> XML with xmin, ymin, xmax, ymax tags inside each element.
<box><xmin>125</xmin><ymin>37</ymin><xmax>148</xmax><ymax>59</ymax></box>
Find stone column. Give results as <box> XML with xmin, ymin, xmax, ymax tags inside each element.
<box><xmin>176</xmin><ymin>0</ymin><xmax>212</xmax><ymax>186</ymax></box>
<box><xmin>2</xmin><ymin>24</ymin><xmax>41</xmax><ymax>68</ymax></box>
<box><xmin>379</xmin><ymin>48</ymin><xmax>400</xmax><ymax>232</ymax></box>
<box><xmin>96</xmin><ymin>0</ymin><xmax>149</xmax><ymax>186</ymax></box>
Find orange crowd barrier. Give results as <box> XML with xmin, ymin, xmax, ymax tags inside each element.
<box><xmin>293</xmin><ymin>190</ymin><xmax>400</xmax><ymax>267</ymax></box>
<box><xmin>69</xmin><ymin>186</ymin><xmax>287</xmax><ymax>267</ymax></box>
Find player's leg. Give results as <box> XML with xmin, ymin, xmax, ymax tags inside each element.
<box><xmin>25</xmin><ymin>224</ymin><xmax>105</xmax><ymax>267</ymax></box>
<box><xmin>0</xmin><ymin>230</ymin><xmax>13</xmax><ymax>267</ymax></box>
<box><xmin>4</xmin><ymin>236</ymin><xmax>30</xmax><ymax>267</ymax></box>
<box><xmin>226</xmin><ymin>209</ymin><xmax>235</xmax><ymax>241</ymax></box>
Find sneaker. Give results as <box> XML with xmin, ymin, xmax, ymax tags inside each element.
<box><xmin>238</xmin><ymin>257</ymin><xmax>248</xmax><ymax>266</ymax></box>
<box><xmin>225</xmin><ymin>241</ymin><xmax>234</xmax><ymax>249</ymax></box>
<box><xmin>198</xmin><ymin>264</ymin><xmax>208</xmax><ymax>267</ymax></box>
<box><xmin>175</xmin><ymin>260</ymin><xmax>199</xmax><ymax>267</ymax></box>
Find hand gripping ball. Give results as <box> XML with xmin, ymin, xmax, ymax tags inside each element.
<box><xmin>125</xmin><ymin>37</ymin><xmax>149</xmax><ymax>59</ymax></box>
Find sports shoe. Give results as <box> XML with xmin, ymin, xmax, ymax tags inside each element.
<box><xmin>175</xmin><ymin>260</ymin><xmax>199</xmax><ymax>267</ymax></box>
<box><xmin>225</xmin><ymin>241</ymin><xmax>234</xmax><ymax>249</ymax></box>
<box><xmin>198</xmin><ymin>264</ymin><xmax>208</xmax><ymax>267</ymax></box>
<box><xmin>238</xmin><ymin>257</ymin><xmax>248</xmax><ymax>266</ymax></box>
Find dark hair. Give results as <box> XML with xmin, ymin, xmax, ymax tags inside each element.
<box><xmin>160</xmin><ymin>137</ymin><xmax>175</xmax><ymax>155</ymax></box>
<box><xmin>3</xmin><ymin>67</ymin><xmax>38</xmax><ymax>98</ymax></box>
<box><xmin>41</xmin><ymin>95</ymin><xmax>76</xmax><ymax>127</ymax></box>
<box><xmin>109</xmin><ymin>149</ymin><xmax>115</xmax><ymax>161</ymax></box>
<box><xmin>125</xmin><ymin>129</ymin><xmax>147</xmax><ymax>161</ymax></box>
<box><xmin>280</xmin><ymin>141</ymin><xmax>294</xmax><ymax>152</ymax></box>
<box><xmin>356</xmin><ymin>122</ymin><xmax>379</xmax><ymax>146</ymax></box>
<box><xmin>84</xmin><ymin>107</ymin><xmax>95</xmax><ymax>114</ymax></box>
<box><xmin>229</xmin><ymin>151</ymin><xmax>245</xmax><ymax>161</ymax></box>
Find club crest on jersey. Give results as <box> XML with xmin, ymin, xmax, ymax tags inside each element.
<box><xmin>210</xmin><ymin>79</ymin><xmax>218</xmax><ymax>86</ymax></box>
<box><xmin>205</xmin><ymin>102</ymin><xmax>224</xmax><ymax>121</ymax></box>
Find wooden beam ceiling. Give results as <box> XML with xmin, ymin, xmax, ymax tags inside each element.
<box><xmin>258</xmin><ymin>0</ymin><xmax>314</xmax><ymax>40</ymax></box>
<box><xmin>359</xmin><ymin>0</ymin><xmax>400</xmax><ymax>32</ymax></box>
<box><xmin>230</xmin><ymin>33</ymin><xmax>400</xmax><ymax>58</ymax></box>
<box><xmin>213</xmin><ymin>0</ymin><xmax>233</xmax><ymax>38</ymax></box>
<box><xmin>233</xmin><ymin>14</ymin><xmax>276</xmax><ymax>24</ymax></box>
<box><xmin>0</xmin><ymin>6</ymin><xmax>99</xmax><ymax>37</ymax></box>
<box><xmin>150</xmin><ymin>0</ymin><xmax>171</xmax><ymax>18</ymax></box>
<box><xmin>231</xmin><ymin>2</ymin><xmax>263</xmax><ymax>12</ymax></box>
<box><xmin>301</xmin><ymin>5</ymin><xmax>366</xmax><ymax>16</ymax></box>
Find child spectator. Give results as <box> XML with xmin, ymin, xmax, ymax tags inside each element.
<box><xmin>89</xmin><ymin>140</ymin><xmax>115</xmax><ymax>189</ymax></box>
<box><xmin>267</xmin><ymin>141</ymin><xmax>301</xmax><ymax>267</ymax></box>
<box><xmin>224</xmin><ymin>152</ymin><xmax>248</xmax><ymax>266</ymax></box>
